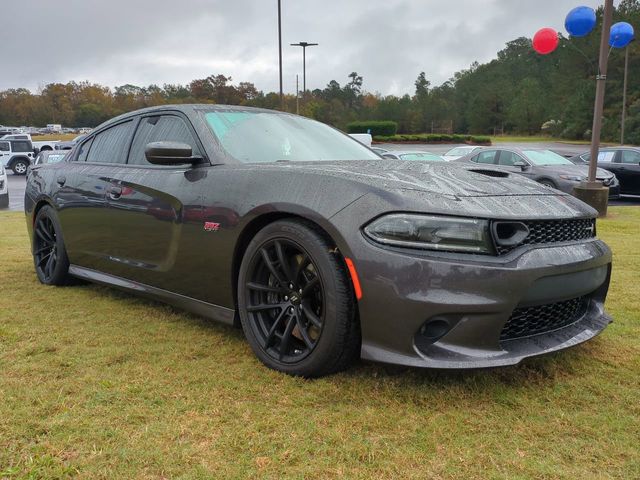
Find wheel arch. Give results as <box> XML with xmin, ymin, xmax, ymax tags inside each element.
<box><xmin>231</xmin><ymin>210</ymin><xmax>358</xmax><ymax>327</ymax></box>
<box><xmin>8</xmin><ymin>156</ymin><xmax>30</xmax><ymax>168</ymax></box>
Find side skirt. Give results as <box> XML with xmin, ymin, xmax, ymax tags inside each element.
<box><xmin>69</xmin><ymin>265</ymin><xmax>236</xmax><ymax>325</ymax></box>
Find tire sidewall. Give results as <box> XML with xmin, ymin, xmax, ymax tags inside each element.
<box><xmin>238</xmin><ymin>221</ymin><xmax>350</xmax><ymax>376</ymax></box>
<box><xmin>13</xmin><ymin>160</ymin><xmax>28</xmax><ymax>175</ymax></box>
<box><xmin>33</xmin><ymin>205</ymin><xmax>70</xmax><ymax>285</ymax></box>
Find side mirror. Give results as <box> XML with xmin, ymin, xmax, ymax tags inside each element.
<box><xmin>145</xmin><ymin>141</ymin><xmax>201</xmax><ymax>165</ymax></box>
<box><xmin>513</xmin><ymin>161</ymin><xmax>529</xmax><ymax>171</ymax></box>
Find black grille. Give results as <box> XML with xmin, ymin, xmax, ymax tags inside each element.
<box><xmin>500</xmin><ymin>296</ymin><xmax>589</xmax><ymax>341</ymax></box>
<box><xmin>493</xmin><ymin>218</ymin><xmax>596</xmax><ymax>255</ymax></box>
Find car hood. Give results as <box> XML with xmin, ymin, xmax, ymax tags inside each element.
<box><xmin>261</xmin><ymin>160</ymin><xmax>560</xmax><ymax>198</ymax></box>
<box><xmin>537</xmin><ymin>164</ymin><xmax>614</xmax><ymax>179</ymax></box>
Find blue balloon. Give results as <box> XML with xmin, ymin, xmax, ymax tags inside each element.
<box><xmin>610</xmin><ymin>22</ymin><xmax>635</xmax><ymax>48</ymax></box>
<box><xmin>565</xmin><ymin>6</ymin><xmax>597</xmax><ymax>37</ymax></box>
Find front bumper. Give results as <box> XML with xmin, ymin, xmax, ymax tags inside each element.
<box><xmin>352</xmin><ymin>238</ymin><xmax>612</xmax><ymax>369</ymax></box>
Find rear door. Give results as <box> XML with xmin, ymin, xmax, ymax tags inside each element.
<box><xmin>103</xmin><ymin>113</ymin><xmax>209</xmax><ymax>298</ymax></box>
<box><xmin>57</xmin><ymin>121</ymin><xmax>134</xmax><ymax>271</ymax></box>
<box><xmin>616</xmin><ymin>150</ymin><xmax>640</xmax><ymax>194</ymax></box>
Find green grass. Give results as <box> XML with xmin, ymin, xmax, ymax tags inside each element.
<box><xmin>33</xmin><ymin>134</ymin><xmax>77</xmax><ymax>142</ymax></box>
<box><xmin>1</xmin><ymin>209</ymin><xmax>639</xmax><ymax>479</ymax></box>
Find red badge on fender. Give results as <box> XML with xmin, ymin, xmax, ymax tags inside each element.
<box><xmin>204</xmin><ymin>222</ymin><xmax>220</xmax><ymax>232</ymax></box>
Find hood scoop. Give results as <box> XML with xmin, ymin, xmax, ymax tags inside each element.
<box><xmin>467</xmin><ymin>168</ymin><xmax>510</xmax><ymax>178</ymax></box>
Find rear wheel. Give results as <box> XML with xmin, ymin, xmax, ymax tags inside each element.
<box><xmin>238</xmin><ymin>220</ymin><xmax>360</xmax><ymax>377</ymax></box>
<box><xmin>32</xmin><ymin>206</ymin><xmax>71</xmax><ymax>285</ymax></box>
<box><xmin>12</xmin><ymin>159</ymin><xmax>28</xmax><ymax>175</ymax></box>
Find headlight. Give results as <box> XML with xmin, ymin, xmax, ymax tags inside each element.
<box><xmin>559</xmin><ymin>174</ymin><xmax>584</xmax><ymax>182</ymax></box>
<box><xmin>363</xmin><ymin>214</ymin><xmax>493</xmax><ymax>254</ymax></box>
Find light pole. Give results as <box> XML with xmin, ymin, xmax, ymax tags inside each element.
<box><xmin>621</xmin><ymin>44</ymin><xmax>630</xmax><ymax>145</ymax></box>
<box><xmin>290</xmin><ymin>42</ymin><xmax>318</xmax><ymax>94</ymax></box>
<box><xmin>278</xmin><ymin>0</ymin><xmax>284</xmax><ymax>110</ymax></box>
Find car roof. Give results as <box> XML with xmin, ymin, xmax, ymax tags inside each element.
<box><xmin>385</xmin><ymin>150</ymin><xmax>442</xmax><ymax>156</ymax></box>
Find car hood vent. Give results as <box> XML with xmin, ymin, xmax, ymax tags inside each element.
<box><xmin>467</xmin><ymin>169</ymin><xmax>510</xmax><ymax>178</ymax></box>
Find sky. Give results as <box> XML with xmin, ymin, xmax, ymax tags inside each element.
<box><xmin>1</xmin><ymin>0</ymin><xmax>611</xmax><ymax>96</ymax></box>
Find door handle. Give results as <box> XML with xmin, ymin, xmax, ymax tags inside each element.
<box><xmin>108</xmin><ymin>185</ymin><xmax>123</xmax><ymax>199</ymax></box>
<box><xmin>56</xmin><ymin>175</ymin><xmax>66</xmax><ymax>186</ymax></box>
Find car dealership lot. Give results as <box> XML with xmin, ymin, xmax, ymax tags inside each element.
<box><xmin>3</xmin><ymin>141</ymin><xmax>638</xmax><ymax>213</ymax></box>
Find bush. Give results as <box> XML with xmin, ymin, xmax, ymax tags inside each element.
<box><xmin>347</xmin><ymin>121</ymin><xmax>398</xmax><ymax>136</ymax></box>
<box><xmin>372</xmin><ymin>134</ymin><xmax>491</xmax><ymax>145</ymax></box>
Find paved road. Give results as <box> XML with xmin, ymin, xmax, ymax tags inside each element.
<box><xmin>2</xmin><ymin>142</ymin><xmax>638</xmax><ymax>213</ymax></box>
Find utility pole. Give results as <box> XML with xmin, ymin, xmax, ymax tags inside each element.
<box><xmin>290</xmin><ymin>42</ymin><xmax>318</xmax><ymax>94</ymax></box>
<box><xmin>278</xmin><ymin>0</ymin><xmax>284</xmax><ymax>110</ymax></box>
<box><xmin>296</xmin><ymin>74</ymin><xmax>299</xmax><ymax>115</ymax></box>
<box><xmin>621</xmin><ymin>44</ymin><xmax>629</xmax><ymax>145</ymax></box>
<box><xmin>575</xmin><ymin>0</ymin><xmax>614</xmax><ymax>217</ymax></box>
<box><xmin>587</xmin><ymin>0</ymin><xmax>614</xmax><ymax>184</ymax></box>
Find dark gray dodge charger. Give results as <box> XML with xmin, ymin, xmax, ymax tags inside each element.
<box><xmin>25</xmin><ymin>105</ymin><xmax>612</xmax><ymax>377</ymax></box>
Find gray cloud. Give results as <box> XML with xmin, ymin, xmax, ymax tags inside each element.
<box><xmin>1</xmin><ymin>0</ymin><xmax>608</xmax><ymax>95</ymax></box>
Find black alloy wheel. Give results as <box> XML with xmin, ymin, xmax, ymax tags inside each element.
<box><xmin>33</xmin><ymin>206</ymin><xmax>70</xmax><ymax>285</ymax></box>
<box><xmin>238</xmin><ymin>220</ymin><xmax>360</xmax><ymax>377</ymax></box>
<box><xmin>245</xmin><ymin>238</ymin><xmax>324</xmax><ymax>363</ymax></box>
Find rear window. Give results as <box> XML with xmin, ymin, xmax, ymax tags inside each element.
<box><xmin>12</xmin><ymin>141</ymin><xmax>32</xmax><ymax>152</ymax></box>
<box><xmin>86</xmin><ymin>121</ymin><xmax>133</xmax><ymax>164</ymax></box>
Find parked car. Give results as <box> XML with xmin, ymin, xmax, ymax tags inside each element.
<box><xmin>25</xmin><ymin>105</ymin><xmax>613</xmax><ymax>377</ymax></box>
<box><xmin>0</xmin><ymin>138</ymin><xmax>36</xmax><ymax>175</ymax></box>
<box><xmin>0</xmin><ymin>164</ymin><xmax>8</xmax><ymax>208</ymax></box>
<box><xmin>1</xmin><ymin>133</ymin><xmax>60</xmax><ymax>152</ymax></box>
<box><xmin>570</xmin><ymin>147</ymin><xmax>640</xmax><ymax>195</ymax></box>
<box><xmin>33</xmin><ymin>150</ymin><xmax>69</xmax><ymax>166</ymax></box>
<box><xmin>55</xmin><ymin>134</ymin><xmax>87</xmax><ymax>150</ymax></box>
<box><xmin>382</xmin><ymin>151</ymin><xmax>444</xmax><ymax>162</ymax></box>
<box><xmin>370</xmin><ymin>146</ymin><xmax>388</xmax><ymax>156</ymax></box>
<box><xmin>454</xmin><ymin>148</ymin><xmax>620</xmax><ymax>198</ymax></box>
<box><xmin>442</xmin><ymin>145</ymin><xmax>483</xmax><ymax>161</ymax></box>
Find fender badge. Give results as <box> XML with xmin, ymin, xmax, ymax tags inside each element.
<box><xmin>204</xmin><ymin>222</ymin><xmax>221</xmax><ymax>232</ymax></box>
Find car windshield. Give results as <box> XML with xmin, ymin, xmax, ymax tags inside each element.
<box><xmin>523</xmin><ymin>150</ymin><xmax>573</xmax><ymax>166</ymax></box>
<box><xmin>399</xmin><ymin>152</ymin><xmax>443</xmax><ymax>162</ymax></box>
<box><xmin>446</xmin><ymin>147</ymin><xmax>472</xmax><ymax>156</ymax></box>
<box><xmin>202</xmin><ymin>110</ymin><xmax>380</xmax><ymax>163</ymax></box>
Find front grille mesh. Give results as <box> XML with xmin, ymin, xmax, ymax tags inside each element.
<box><xmin>494</xmin><ymin>218</ymin><xmax>596</xmax><ymax>255</ymax></box>
<box><xmin>500</xmin><ymin>296</ymin><xmax>589</xmax><ymax>341</ymax></box>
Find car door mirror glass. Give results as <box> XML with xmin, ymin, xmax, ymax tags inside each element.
<box><xmin>144</xmin><ymin>141</ymin><xmax>200</xmax><ymax>165</ymax></box>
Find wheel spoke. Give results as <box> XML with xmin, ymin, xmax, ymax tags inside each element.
<box><xmin>247</xmin><ymin>303</ymin><xmax>285</xmax><ymax>313</ymax></box>
<box><xmin>301</xmin><ymin>303</ymin><xmax>322</xmax><ymax>328</ymax></box>
<box><xmin>295</xmin><ymin>315</ymin><xmax>315</xmax><ymax>349</ymax></box>
<box><xmin>45</xmin><ymin>254</ymin><xmax>54</xmax><ymax>278</ymax></box>
<box><xmin>38</xmin><ymin>250</ymin><xmax>53</xmax><ymax>266</ymax></box>
<box><xmin>261</xmin><ymin>248</ymin><xmax>285</xmax><ymax>286</ymax></box>
<box><xmin>274</xmin><ymin>241</ymin><xmax>292</xmax><ymax>282</ymax></box>
<box><xmin>278</xmin><ymin>315</ymin><xmax>297</xmax><ymax>360</ymax></box>
<box><xmin>292</xmin><ymin>254</ymin><xmax>310</xmax><ymax>283</ymax></box>
<box><xmin>246</xmin><ymin>282</ymin><xmax>284</xmax><ymax>294</ymax></box>
<box><xmin>35</xmin><ymin>226</ymin><xmax>53</xmax><ymax>244</ymax></box>
<box><xmin>264</xmin><ymin>308</ymin><xmax>288</xmax><ymax>348</ymax></box>
<box><xmin>301</xmin><ymin>276</ymin><xmax>319</xmax><ymax>297</ymax></box>
<box><xmin>34</xmin><ymin>245</ymin><xmax>51</xmax><ymax>255</ymax></box>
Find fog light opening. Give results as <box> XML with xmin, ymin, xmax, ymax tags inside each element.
<box><xmin>419</xmin><ymin>318</ymin><xmax>451</xmax><ymax>343</ymax></box>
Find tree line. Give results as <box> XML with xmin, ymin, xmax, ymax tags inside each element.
<box><xmin>1</xmin><ymin>0</ymin><xmax>639</xmax><ymax>143</ymax></box>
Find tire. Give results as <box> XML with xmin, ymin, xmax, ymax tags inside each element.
<box><xmin>238</xmin><ymin>220</ymin><xmax>360</xmax><ymax>377</ymax></box>
<box><xmin>32</xmin><ymin>205</ymin><xmax>71</xmax><ymax>285</ymax></box>
<box><xmin>0</xmin><ymin>193</ymin><xmax>8</xmax><ymax>209</ymax></box>
<box><xmin>539</xmin><ymin>179</ymin><xmax>557</xmax><ymax>189</ymax></box>
<box><xmin>12</xmin><ymin>159</ymin><xmax>29</xmax><ymax>175</ymax></box>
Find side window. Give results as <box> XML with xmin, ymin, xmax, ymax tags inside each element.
<box><xmin>86</xmin><ymin>121</ymin><xmax>134</xmax><ymax>164</ymax></box>
<box><xmin>76</xmin><ymin>138</ymin><xmax>94</xmax><ymax>162</ymax></box>
<box><xmin>128</xmin><ymin>115</ymin><xmax>201</xmax><ymax>166</ymax></box>
<box><xmin>475</xmin><ymin>151</ymin><xmax>497</xmax><ymax>164</ymax></box>
<box><xmin>0</xmin><ymin>142</ymin><xmax>9</xmax><ymax>152</ymax></box>
<box><xmin>621</xmin><ymin>150</ymin><xmax>640</xmax><ymax>164</ymax></box>
<box><xmin>498</xmin><ymin>151</ymin><xmax>524</xmax><ymax>166</ymax></box>
<box><xmin>597</xmin><ymin>151</ymin><xmax>616</xmax><ymax>163</ymax></box>
<box><xmin>12</xmin><ymin>141</ymin><xmax>32</xmax><ymax>153</ymax></box>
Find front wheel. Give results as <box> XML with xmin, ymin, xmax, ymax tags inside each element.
<box><xmin>32</xmin><ymin>206</ymin><xmax>71</xmax><ymax>285</ymax></box>
<box><xmin>238</xmin><ymin>220</ymin><xmax>360</xmax><ymax>377</ymax></box>
<box><xmin>12</xmin><ymin>159</ymin><xmax>29</xmax><ymax>175</ymax></box>
<box><xmin>538</xmin><ymin>179</ymin><xmax>557</xmax><ymax>189</ymax></box>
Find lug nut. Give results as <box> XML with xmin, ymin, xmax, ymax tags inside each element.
<box><xmin>299</xmin><ymin>289</ymin><xmax>303</xmax><ymax>294</ymax></box>
<box><xmin>284</xmin><ymin>296</ymin><xmax>289</xmax><ymax>301</ymax></box>
<box><xmin>290</xmin><ymin>307</ymin><xmax>295</xmax><ymax>313</ymax></box>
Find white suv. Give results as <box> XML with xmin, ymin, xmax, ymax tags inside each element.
<box><xmin>0</xmin><ymin>164</ymin><xmax>8</xmax><ymax>208</ymax></box>
<box><xmin>0</xmin><ymin>139</ymin><xmax>35</xmax><ymax>175</ymax></box>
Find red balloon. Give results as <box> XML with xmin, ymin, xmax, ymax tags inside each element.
<box><xmin>533</xmin><ymin>28</ymin><xmax>559</xmax><ymax>55</ymax></box>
